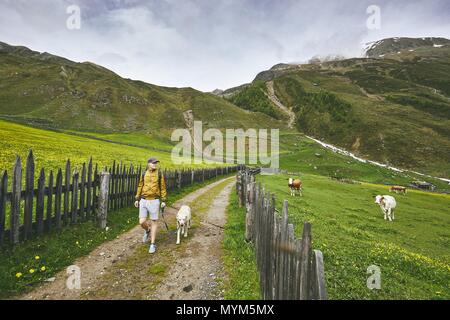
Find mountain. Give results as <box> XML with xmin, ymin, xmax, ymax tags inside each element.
<box><xmin>0</xmin><ymin>41</ymin><xmax>284</xmax><ymax>139</ymax></box>
<box><xmin>364</xmin><ymin>37</ymin><xmax>450</xmax><ymax>57</ymax></box>
<box><xmin>223</xmin><ymin>37</ymin><xmax>450</xmax><ymax>177</ymax></box>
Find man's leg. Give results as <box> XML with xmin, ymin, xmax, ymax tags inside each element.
<box><xmin>139</xmin><ymin>200</ymin><xmax>151</xmax><ymax>243</ymax></box>
<box><xmin>148</xmin><ymin>199</ymin><xmax>160</xmax><ymax>253</ymax></box>
<box><xmin>150</xmin><ymin>219</ymin><xmax>158</xmax><ymax>244</ymax></box>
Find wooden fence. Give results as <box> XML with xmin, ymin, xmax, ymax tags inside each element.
<box><xmin>0</xmin><ymin>149</ymin><xmax>238</xmax><ymax>248</ymax></box>
<box><xmin>236</xmin><ymin>168</ymin><xmax>327</xmax><ymax>300</ymax></box>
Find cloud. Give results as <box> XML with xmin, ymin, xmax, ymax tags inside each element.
<box><xmin>0</xmin><ymin>0</ymin><xmax>449</xmax><ymax>91</ymax></box>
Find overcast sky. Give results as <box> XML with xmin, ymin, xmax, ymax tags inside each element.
<box><xmin>1</xmin><ymin>0</ymin><xmax>449</xmax><ymax>91</ymax></box>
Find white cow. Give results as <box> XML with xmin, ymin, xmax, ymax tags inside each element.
<box><xmin>374</xmin><ymin>195</ymin><xmax>397</xmax><ymax>221</ymax></box>
<box><xmin>176</xmin><ymin>205</ymin><xmax>191</xmax><ymax>245</ymax></box>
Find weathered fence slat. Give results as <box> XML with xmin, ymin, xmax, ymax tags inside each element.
<box><xmin>71</xmin><ymin>170</ymin><xmax>79</xmax><ymax>224</ymax></box>
<box><xmin>98</xmin><ymin>172</ymin><xmax>110</xmax><ymax>229</ymax></box>
<box><xmin>299</xmin><ymin>222</ymin><xmax>312</xmax><ymax>299</ymax></box>
<box><xmin>10</xmin><ymin>156</ymin><xmax>21</xmax><ymax>245</ymax></box>
<box><xmin>310</xmin><ymin>249</ymin><xmax>327</xmax><ymax>300</ymax></box>
<box><xmin>64</xmin><ymin>160</ymin><xmax>70</xmax><ymax>225</ymax></box>
<box><xmin>0</xmin><ymin>171</ymin><xmax>7</xmax><ymax>246</ymax></box>
<box><xmin>24</xmin><ymin>150</ymin><xmax>34</xmax><ymax>240</ymax></box>
<box><xmin>79</xmin><ymin>163</ymin><xmax>86</xmax><ymax>220</ymax></box>
<box><xmin>86</xmin><ymin>158</ymin><xmax>93</xmax><ymax>219</ymax></box>
<box><xmin>46</xmin><ymin>171</ymin><xmax>54</xmax><ymax>232</ymax></box>
<box><xmin>55</xmin><ymin>169</ymin><xmax>63</xmax><ymax>229</ymax></box>
<box><xmin>36</xmin><ymin>169</ymin><xmax>45</xmax><ymax>235</ymax></box>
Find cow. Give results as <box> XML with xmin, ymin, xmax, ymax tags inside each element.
<box><xmin>288</xmin><ymin>178</ymin><xmax>302</xmax><ymax>196</ymax></box>
<box><xmin>374</xmin><ymin>195</ymin><xmax>397</xmax><ymax>221</ymax></box>
<box><xmin>389</xmin><ymin>185</ymin><xmax>407</xmax><ymax>195</ymax></box>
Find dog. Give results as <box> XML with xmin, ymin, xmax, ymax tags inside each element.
<box><xmin>176</xmin><ymin>205</ymin><xmax>191</xmax><ymax>245</ymax></box>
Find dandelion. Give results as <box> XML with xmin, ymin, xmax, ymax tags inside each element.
<box><xmin>16</xmin><ymin>272</ymin><xmax>23</xmax><ymax>278</ymax></box>
<box><xmin>35</xmin><ymin>256</ymin><xmax>40</xmax><ymax>260</ymax></box>
<box><xmin>29</xmin><ymin>269</ymin><xmax>35</xmax><ymax>274</ymax></box>
<box><xmin>40</xmin><ymin>266</ymin><xmax>46</xmax><ymax>272</ymax></box>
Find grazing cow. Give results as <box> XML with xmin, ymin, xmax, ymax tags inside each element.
<box><xmin>374</xmin><ymin>195</ymin><xmax>397</xmax><ymax>221</ymax></box>
<box><xmin>176</xmin><ymin>205</ymin><xmax>192</xmax><ymax>245</ymax></box>
<box><xmin>389</xmin><ymin>186</ymin><xmax>407</xmax><ymax>195</ymax></box>
<box><xmin>288</xmin><ymin>178</ymin><xmax>302</xmax><ymax>196</ymax></box>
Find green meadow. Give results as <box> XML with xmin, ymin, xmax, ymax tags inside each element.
<box><xmin>257</xmin><ymin>173</ymin><xmax>450</xmax><ymax>299</ymax></box>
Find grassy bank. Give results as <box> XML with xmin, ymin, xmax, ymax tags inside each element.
<box><xmin>222</xmin><ymin>189</ymin><xmax>261</xmax><ymax>299</ymax></box>
<box><xmin>257</xmin><ymin>173</ymin><xmax>450</xmax><ymax>299</ymax></box>
<box><xmin>0</xmin><ymin>174</ymin><xmax>233</xmax><ymax>299</ymax></box>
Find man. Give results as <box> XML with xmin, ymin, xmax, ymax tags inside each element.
<box><xmin>134</xmin><ymin>157</ymin><xmax>167</xmax><ymax>254</ymax></box>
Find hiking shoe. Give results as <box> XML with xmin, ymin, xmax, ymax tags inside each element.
<box><xmin>142</xmin><ymin>230</ymin><xmax>151</xmax><ymax>243</ymax></box>
<box><xmin>149</xmin><ymin>244</ymin><xmax>157</xmax><ymax>254</ymax></box>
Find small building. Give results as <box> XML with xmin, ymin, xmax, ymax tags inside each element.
<box><xmin>410</xmin><ymin>181</ymin><xmax>436</xmax><ymax>191</ymax></box>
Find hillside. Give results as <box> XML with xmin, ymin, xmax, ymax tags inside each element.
<box><xmin>222</xmin><ymin>37</ymin><xmax>450</xmax><ymax>177</ymax></box>
<box><xmin>0</xmin><ymin>42</ymin><xmax>284</xmax><ymax>141</ymax></box>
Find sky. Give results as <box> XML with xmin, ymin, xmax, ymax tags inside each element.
<box><xmin>1</xmin><ymin>0</ymin><xmax>449</xmax><ymax>91</ymax></box>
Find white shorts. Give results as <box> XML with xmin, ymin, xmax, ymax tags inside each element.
<box><xmin>139</xmin><ymin>199</ymin><xmax>160</xmax><ymax>220</ymax></box>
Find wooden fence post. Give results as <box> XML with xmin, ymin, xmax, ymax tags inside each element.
<box><xmin>299</xmin><ymin>222</ymin><xmax>312</xmax><ymax>299</ymax></box>
<box><xmin>71</xmin><ymin>169</ymin><xmax>79</xmax><ymax>224</ymax></box>
<box><xmin>11</xmin><ymin>156</ymin><xmax>21</xmax><ymax>245</ymax></box>
<box><xmin>97</xmin><ymin>172</ymin><xmax>110</xmax><ymax>229</ymax></box>
<box><xmin>36</xmin><ymin>169</ymin><xmax>45</xmax><ymax>235</ymax></box>
<box><xmin>0</xmin><ymin>171</ymin><xmax>7</xmax><ymax>246</ymax></box>
<box><xmin>245</xmin><ymin>181</ymin><xmax>255</xmax><ymax>242</ymax></box>
<box><xmin>310</xmin><ymin>249</ymin><xmax>327</xmax><ymax>300</ymax></box>
<box><xmin>24</xmin><ymin>150</ymin><xmax>34</xmax><ymax>240</ymax></box>
<box><xmin>46</xmin><ymin>171</ymin><xmax>54</xmax><ymax>232</ymax></box>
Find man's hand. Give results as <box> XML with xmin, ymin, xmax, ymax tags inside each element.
<box><xmin>161</xmin><ymin>202</ymin><xmax>166</xmax><ymax>209</ymax></box>
<box><xmin>134</xmin><ymin>200</ymin><xmax>140</xmax><ymax>208</ymax></box>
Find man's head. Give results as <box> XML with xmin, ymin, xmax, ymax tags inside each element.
<box><xmin>147</xmin><ymin>157</ymin><xmax>159</xmax><ymax>170</ymax></box>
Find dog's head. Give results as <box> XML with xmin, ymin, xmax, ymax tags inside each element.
<box><xmin>178</xmin><ymin>218</ymin><xmax>186</xmax><ymax>227</ymax></box>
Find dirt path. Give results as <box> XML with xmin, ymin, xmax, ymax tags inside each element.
<box><xmin>151</xmin><ymin>181</ymin><xmax>234</xmax><ymax>300</ymax></box>
<box><xmin>20</xmin><ymin>178</ymin><xmax>234</xmax><ymax>300</ymax></box>
<box><xmin>265</xmin><ymin>80</ymin><xmax>296</xmax><ymax>128</ymax></box>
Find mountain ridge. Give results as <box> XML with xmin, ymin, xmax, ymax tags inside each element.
<box><xmin>220</xmin><ymin>37</ymin><xmax>450</xmax><ymax>177</ymax></box>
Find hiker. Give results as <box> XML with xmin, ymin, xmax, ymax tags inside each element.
<box><xmin>134</xmin><ymin>157</ymin><xmax>167</xmax><ymax>254</ymax></box>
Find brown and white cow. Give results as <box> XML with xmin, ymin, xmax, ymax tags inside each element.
<box><xmin>288</xmin><ymin>178</ymin><xmax>302</xmax><ymax>196</ymax></box>
<box><xmin>389</xmin><ymin>186</ymin><xmax>407</xmax><ymax>195</ymax></box>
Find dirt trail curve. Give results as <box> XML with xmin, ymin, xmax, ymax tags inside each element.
<box><xmin>20</xmin><ymin>177</ymin><xmax>235</xmax><ymax>300</ymax></box>
<box><xmin>151</xmin><ymin>181</ymin><xmax>234</xmax><ymax>300</ymax></box>
<box><xmin>265</xmin><ymin>80</ymin><xmax>296</xmax><ymax>128</ymax></box>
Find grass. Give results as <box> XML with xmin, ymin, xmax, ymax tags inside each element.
<box><xmin>0</xmin><ymin>119</ymin><xmax>223</xmax><ymax>175</ymax></box>
<box><xmin>257</xmin><ymin>173</ymin><xmax>450</xmax><ymax>299</ymax></box>
<box><xmin>278</xmin><ymin>132</ymin><xmax>450</xmax><ymax>192</ymax></box>
<box><xmin>222</xmin><ymin>188</ymin><xmax>261</xmax><ymax>299</ymax></box>
<box><xmin>0</xmin><ymin>173</ymin><xmax>234</xmax><ymax>299</ymax></box>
